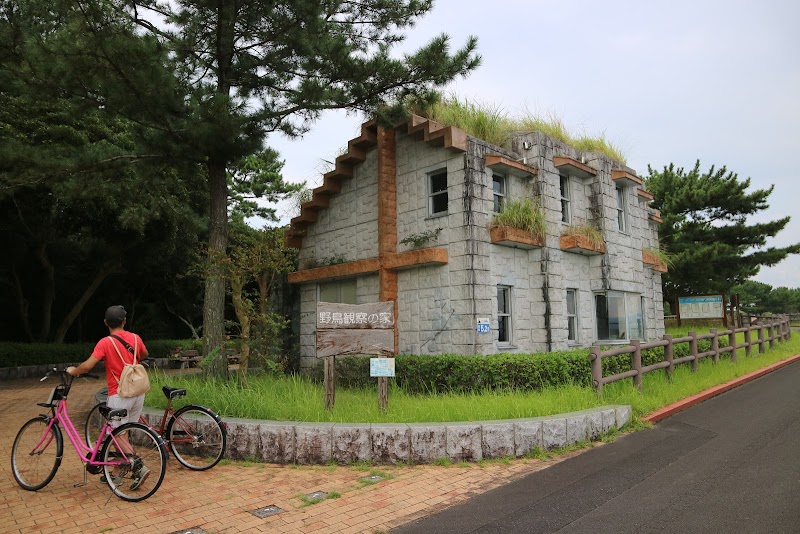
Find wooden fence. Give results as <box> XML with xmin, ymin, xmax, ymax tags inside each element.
<box><xmin>589</xmin><ymin>316</ymin><xmax>792</xmax><ymax>393</ymax></box>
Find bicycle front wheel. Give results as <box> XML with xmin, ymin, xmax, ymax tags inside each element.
<box><xmin>101</xmin><ymin>422</ymin><xmax>167</xmax><ymax>502</ymax></box>
<box><xmin>11</xmin><ymin>416</ymin><xmax>63</xmax><ymax>491</ymax></box>
<box><xmin>84</xmin><ymin>402</ymin><xmax>105</xmax><ymax>449</ymax></box>
<box><xmin>166</xmin><ymin>405</ymin><xmax>227</xmax><ymax>470</ymax></box>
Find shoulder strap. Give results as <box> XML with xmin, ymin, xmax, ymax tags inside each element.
<box><xmin>110</xmin><ymin>334</ymin><xmax>135</xmax><ymax>356</ymax></box>
<box><xmin>108</xmin><ymin>336</ymin><xmax>138</xmax><ymax>365</ymax></box>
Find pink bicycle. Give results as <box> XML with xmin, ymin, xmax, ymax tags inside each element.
<box><xmin>10</xmin><ymin>368</ymin><xmax>167</xmax><ymax>502</ymax></box>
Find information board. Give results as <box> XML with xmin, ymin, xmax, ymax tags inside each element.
<box><xmin>678</xmin><ymin>295</ymin><xmax>724</xmax><ymax>319</ymax></box>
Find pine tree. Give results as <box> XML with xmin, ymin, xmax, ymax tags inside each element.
<box><xmin>6</xmin><ymin>1</ymin><xmax>480</xmax><ymax>372</ymax></box>
<box><xmin>646</xmin><ymin>161</ymin><xmax>800</xmax><ymax>308</ymax></box>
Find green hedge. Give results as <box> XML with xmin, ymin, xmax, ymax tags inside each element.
<box><xmin>312</xmin><ymin>335</ymin><xmax>733</xmax><ymax>393</ymax></box>
<box><xmin>0</xmin><ymin>339</ymin><xmax>202</xmax><ymax>368</ymax></box>
<box><xmin>313</xmin><ymin>350</ymin><xmax>593</xmax><ymax>393</ymax></box>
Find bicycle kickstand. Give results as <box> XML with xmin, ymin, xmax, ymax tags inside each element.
<box><xmin>74</xmin><ymin>466</ymin><xmax>89</xmax><ymax>488</ymax></box>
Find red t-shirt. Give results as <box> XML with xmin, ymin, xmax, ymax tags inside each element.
<box><xmin>92</xmin><ymin>332</ymin><xmax>148</xmax><ymax>396</ymax></box>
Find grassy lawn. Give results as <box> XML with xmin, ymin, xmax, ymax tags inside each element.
<box><xmin>146</xmin><ymin>326</ymin><xmax>800</xmax><ymax>425</ymax></box>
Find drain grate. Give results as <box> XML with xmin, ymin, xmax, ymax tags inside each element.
<box><xmin>305</xmin><ymin>490</ymin><xmax>328</xmax><ymax>500</ymax></box>
<box><xmin>167</xmin><ymin>528</ymin><xmax>209</xmax><ymax>534</ymax></box>
<box><xmin>251</xmin><ymin>505</ymin><xmax>285</xmax><ymax>519</ymax></box>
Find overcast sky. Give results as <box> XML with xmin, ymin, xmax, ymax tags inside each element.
<box><xmin>268</xmin><ymin>0</ymin><xmax>800</xmax><ymax>289</ymax></box>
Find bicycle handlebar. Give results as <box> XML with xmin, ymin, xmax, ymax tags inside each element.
<box><xmin>40</xmin><ymin>368</ymin><xmax>99</xmax><ymax>382</ymax></box>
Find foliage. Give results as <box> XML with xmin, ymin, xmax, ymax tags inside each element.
<box><xmin>313</xmin><ymin>350</ymin><xmax>593</xmax><ymax>393</ymax></box>
<box><xmin>561</xmin><ymin>224</ymin><xmax>605</xmax><ymax>249</ymax></box>
<box><xmin>491</xmin><ymin>198</ymin><xmax>547</xmax><ymax>240</ymax></box>
<box><xmin>223</xmin><ymin>222</ymin><xmax>297</xmax><ymax>380</ymax></box>
<box><xmin>228</xmin><ymin>149</ymin><xmax>303</xmax><ymax>222</ymax></box>
<box><xmin>731</xmin><ymin>280</ymin><xmax>800</xmax><ymax>315</ymax></box>
<box><xmin>646</xmin><ymin>162</ymin><xmax>800</xmax><ymax>306</ymax></box>
<box><xmin>0</xmin><ymin>338</ymin><xmax>200</xmax><ymax>367</ymax></box>
<box><xmin>304</xmin><ymin>254</ymin><xmax>348</xmax><ymax>269</ymax></box>
<box><xmin>643</xmin><ymin>247</ymin><xmax>674</xmax><ymax>268</ymax></box>
<box><xmin>409</xmin><ymin>95</ymin><xmax>627</xmax><ymax>163</ymax></box>
<box><xmin>400</xmin><ymin>228</ymin><xmax>442</xmax><ymax>248</ymax></box>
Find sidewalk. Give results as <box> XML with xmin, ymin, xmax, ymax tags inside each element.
<box><xmin>1</xmin><ymin>376</ymin><xmax>583</xmax><ymax>534</ymax></box>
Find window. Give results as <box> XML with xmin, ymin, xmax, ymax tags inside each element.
<box><xmin>566</xmin><ymin>289</ymin><xmax>578</xmax><ymax>342</ymax></box>
<box><xmin>560</xmin><ymin>175</ymin><xmax>572</xmax><ymax>223</ymax></box>
<box><xmin>615</xmin><ymin>186</ymin><xmax>627</xmax><ymax>233</ymax></box>
<box><xmin>492</xmin><ymin>173</ymin><xmax>506</xmax><ymax>213</ymax></box>
<box><xmin>595</xmin><ymin>291</ymin><xmax>644</xmax><ymax>341</ymax></box>
<box><xmin>497</xmin><ymin>286</ymin><xmax>512</xmax><ymax>344</ymax></box>
<box><xmin>318</xmin><ymin>279</ymin><xmax>357</xmax><ymax>304</ymax></box>
<box><xmin>429</xmin><ymin>170</ymin><xmax>448</xmax><ymax>216</ymax></box>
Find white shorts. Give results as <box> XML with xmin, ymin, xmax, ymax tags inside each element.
<box><xmin>106</xmin><ymin>394</ymin><xmax>145</xmax><ymax>428</ymax></box>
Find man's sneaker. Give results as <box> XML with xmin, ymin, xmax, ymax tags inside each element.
<box><xmin>100</xmin><ymin>473</ymin><xmax>123</xmax><ymax>485</ymax></box>
<box><xmin>129</xmin><ymin>466</ymin><xmax>150</xmax><ymax>490</ymax></box>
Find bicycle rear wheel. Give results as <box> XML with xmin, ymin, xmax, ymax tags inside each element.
<box><xmin>101</xmin><ymin>422</ymin><xmax>166</xmax><ymax>502</ymax></box>
<box><xmin>166</xmin><ymin>405</ymin><xmax>227</xmax><ymax>470</ymax></box>
<box><xmin>11</xmin><ymin>416</ymin><xmax>63</xmax><ymax>491</ymax></box>
<box><xmin>84</xmin><ymin>402</ymin><xmax>105</xmax><ymax>448</ymax></box>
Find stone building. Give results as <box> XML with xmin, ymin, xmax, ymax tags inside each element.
<box><xmin>286</xmin><ymin>115</ymin><xmax>666</xmax><ymax>370</ymax></box>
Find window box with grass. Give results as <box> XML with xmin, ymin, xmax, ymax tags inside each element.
<box><xmin>642</xmin><ymin>248</ymin><xmax>669</xmax><ymax>273</ymax></box>
<box><xmin>560</xmin><ymin>225</ymin><xmax>606</xmax><ymax>255</ymax></box>
<box><xmin>488</xmin><ymin>198</ymin><xmax>546</xmax><ymax>249</ymax></box>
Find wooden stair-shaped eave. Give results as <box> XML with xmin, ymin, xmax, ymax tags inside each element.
<box><xmin>403</xmin><ymin>114</ymin><xmax>467</xmax><ymax>152</ymax></box>
<box><xmin>286</xmin><ymin>116</ymin><xmax>466</xmax><ymax>249</ymax></box>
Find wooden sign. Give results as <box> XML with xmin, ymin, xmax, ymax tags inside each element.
<box><xmin>315</xmin><ymin>301</ymin><xmax>395</xmax><ymax>357</ymax></box>
<box><xmin>316</xmin><ymin>301</ymin><xmax>396</xmax><ymax>411</ymax></box>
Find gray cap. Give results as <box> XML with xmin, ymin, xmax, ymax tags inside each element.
<box><xmin>104</xmin><ymin>305</ymin><xmax>127</xmax><ymax>325</ymax></box>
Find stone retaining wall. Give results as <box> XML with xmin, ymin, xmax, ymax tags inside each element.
<box><xmin>166</xmin><ymin>405</ymin><xmax>632</xmax><ymax>465</ymax></box>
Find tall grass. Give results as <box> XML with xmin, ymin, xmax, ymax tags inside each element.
<box><xmin>412</xmin><ymin>95</ymin><xmax>627</xmax><ymax>164</ymax></box>
<box><xmin>147</xmin><ymin>329</ymin><xmax>800</xmax><ymax>424</ymax></box>
<box><xmin>561</xmin><ymin>224</ymin><xmax>605</xmax><ymax>249</ymax></box>
<box><xmin>491</xmin><ymin>198</ymin><xmax>547</xmax><ymax>240</ymax></box>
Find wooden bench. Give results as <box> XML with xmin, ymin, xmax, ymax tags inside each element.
<box><xmin>177</xmin><ymin>349</ymin><xmax>202</xmax><ymax>369</ymax></box>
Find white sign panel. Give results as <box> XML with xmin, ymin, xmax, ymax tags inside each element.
<box><xmin>679</xmin><ymin>295</ymin><xmax>724</xmax><ymax>319</ymax></box>
<box><xmin>370</xmin><ymin>358</ymin><xmax>395</xmax><ymax>377</ymax></box>
<box><xmin>477</xmin><ymin>317</ymin><xmax>490</xmax><ymax>334</ymax></box>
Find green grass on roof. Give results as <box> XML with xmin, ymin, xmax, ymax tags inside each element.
<box><xmin>411</xmin><ymin>95</ymin><xmax>627</xmax><ymax>164</ymax></box>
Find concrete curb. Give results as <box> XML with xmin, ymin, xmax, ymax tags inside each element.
<box><xmin>144</xmin><ymin>405</ymin><xmax>632</xmax><ymax>465</ymax></box>
<box><xmin>643</xmin><ymin>353</ymin><xmax>800</xmax><ymax>423</ymax></box>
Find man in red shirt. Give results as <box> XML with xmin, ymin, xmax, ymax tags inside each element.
<box><xmin>68</xmin><ymin>305</ymin><xmax>150</xmax><ymax>489</ymax></box>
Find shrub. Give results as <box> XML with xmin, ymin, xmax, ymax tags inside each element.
<box><xmin>0</xmin><ymin>339</ymin><xmax>203</xmax><ymax>368</ymax></box>
<box><xmin>313</xmin><ymin>350</ymin><xmax>593</xmax><ymax>393</ymax></box>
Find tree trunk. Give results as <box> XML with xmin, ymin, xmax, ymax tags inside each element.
<box><xmin>229</xmin><ymin>272</ymin><xmax>250</xmax><ymax>381</ymax></box>
<box><xmin>203</xmin><ymin>159</ymin><xmax>229</xmax><ymax>377</ymax></box>
<box><xmin>53</xmin><ymin>259</ymin><xmax>120</xmax><ymax>343</ymax></box>
<box><xmin>10</xmin><ymin>265</ymin><xmax>34</xmax><ymax>342</ymax></box>
<box><xmin>34</xmin><ymin>242</ymin><xmax>55</xmax><ymax>341</ymax></box>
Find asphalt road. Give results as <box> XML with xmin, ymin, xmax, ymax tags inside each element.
<box><xmin>393</xmin><ymin>359</ymin><xmax>800</xmax><ymax>533</ymax></box>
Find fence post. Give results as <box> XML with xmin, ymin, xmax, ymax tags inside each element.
<box><xmin>744</xmin><ymin>326</ymin><xmax>752</xmax><ymax>357</ymax></box>
<box><xmin>770</xmin><ymin>322</ymin><xmax>776</xmax><ymax>349</ymax></box>
<box><xmin>632</xmin><ymin>340</ymin><xmax>642</xmax><ymax>391</ymax></box>
<box><xmin>664</xmin><ymin>334</ymin><xmax>674</xmax><ymax>379</ymax></box>
<box><xmin>710</xmin><ymin>329</ymin><xmax>719</xmax><ymax>363</ymax></box>
<box><xmin>590</xmin><ymin>346</ymin><xmax>603</xmax><ymax>395</ymax></box>
<box><xmin>787</xmin><ymin>317</ymin><xmax>792</xmax><ymax>340</ymax></box>
<box><xmin>689</xmin><ymin>331</ymin><xmax>698</xmax><ymax>372</ymax></box>
<box><xmin>729</xmin><ymin>329</ymin><xmax>737</xmax><ymax>363</ymax></box>
<box><xmin>758</xmin><ymin>324</ymin><xmax>765</xmax><ymax>354</ymax></box>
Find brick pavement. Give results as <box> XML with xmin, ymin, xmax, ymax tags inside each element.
<box><xmin>1</xmin><ymin>375</ymin><xmax>584</xmax><ymax>534</ymax></box>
